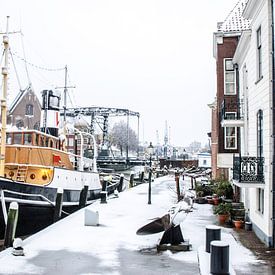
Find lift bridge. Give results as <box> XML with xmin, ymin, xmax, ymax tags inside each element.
<box><xmin>60</xmin><ymin>106</ymin><xmax>145</xmax><ymax>170</ymax></box>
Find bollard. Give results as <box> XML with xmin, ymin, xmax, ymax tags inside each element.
<box><xmin>210</xmin><ymin>240</ymin><xmax>229</xmax><ymax>275</ymax></box>
<box><xmin>190</xmin><ymin>177</ymin><xmax>193</xmax><ymax>189</ymax></box>
<box><xmin>140</xmin><ymin>171</ymin><xmax>145</xmax><ymax>183</ymax></box>
<box><xmin>129</xmin><ymin>173</ymin><xmax>134</xmax><ymax>188</ymax></box>
<box><xmin>4</xmin><ymin>202</ymin><xmax>19</xmax><ymax>248</ymax></box>
<box><xmin>12</xmin><ymin>238</ymin><xmax>24</xmax><ymax>256</ymax></box>
<box><xmin>102</xmin><ymin>180</ymin><xmax>107</xmax><ymax>192</ymax></box>
<box><xmin>100</xmin><ymin>191</ymin><xmax>107</xmax><ymax>203</ymax></box>
<box><xmin>245</xmin><ymin>221</ymin><xmax>252</xmax><ymax>231</ymax></box>
<box><xmin>205</xmin><ymin>225</ymin><xmax>221</xmax><ymax>253</ymax></box>
<box><xmin>53</xmin><ymin>187</ymin><xmax>63</xmax><ymax>222</ymax></box>
<box><xmin>79</xmin><ymin>184</ymin><xmax>89</xmax><ymax>208</ymax></box>
<box><xmin>175</xmin><ymin>173</ymin><xmax>180</xmax><ymax>202</ymax></box>
<box><xmin>148</xmin><ymin>170</ymin><xmax>152</xmax><ymax>204</ymax></box>
<box><xmin>117</xmin><ymin>174</ymin><xmax>124</xmax><ymax>192</ymax></box>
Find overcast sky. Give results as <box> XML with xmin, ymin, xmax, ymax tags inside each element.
<box><xmin>1</xmin><ymin>0</ymin><xmax>239</xmax><ymax>147</ymax></box>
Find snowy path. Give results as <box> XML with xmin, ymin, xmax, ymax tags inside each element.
<box><xmin>0</xmin><ymin>176</ymin><xmax>262</xmax><ymax>275</ymax></box>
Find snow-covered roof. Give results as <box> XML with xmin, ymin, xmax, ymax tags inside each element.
<box><xmin>217</xmin><ymin>0</ymin><xmax>251</xmax><ymax>33</ymax></box>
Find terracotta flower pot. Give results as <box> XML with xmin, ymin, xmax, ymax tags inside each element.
<box><xmin>233</xmin><ymin>220</ymin><xmax>244</xmax><ymax>229</ymax></box>
<box><xmin>218</xmin><ymin>214</ymin><xmax>229</xmax><ymax>224</ymax></box>
<box><xmin>213</xmin><ymin>197</ymin><xmax>219</xmax><ymax>205</ymax></box>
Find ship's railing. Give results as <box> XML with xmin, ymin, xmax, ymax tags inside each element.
<box><xmin>233</xmin><ymin>156</ymin><xmax>264</xmax><ymax>183</ymax></box>
<box><xmin>0</xmin><ymin>189</ymin><xmax>70</xmax><ymax>216</ymax></box>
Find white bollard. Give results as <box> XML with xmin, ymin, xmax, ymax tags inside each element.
<box><xmin>84</xmin><ymin>208</ymin><xmax>99</xmax><ymax>226</ymax></box>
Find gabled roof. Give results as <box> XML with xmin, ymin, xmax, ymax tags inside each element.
<box><xmin>9</xmin><ymin>84</ymin><xmax>40</xmax><ymax>113</ymax></box>
<box><xmin>217</xmin><ymin>0</ymin><xmax>251</xmax><ymax>33</ymax></box>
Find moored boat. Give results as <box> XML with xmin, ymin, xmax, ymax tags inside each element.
<box><xmin>0</xmin><ymin>19</ymin><xmax>121</xmax><ymax>237</ymax></box>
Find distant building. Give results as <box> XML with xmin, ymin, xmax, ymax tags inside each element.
<box><xmin>197</xmin><ymin>152</ymin><xmax>211</xmax><ymax>168</ymax></box>
<box><xmin>8</xmin><ymin>85</ymin><xmax>41</xmax><ymax>130</ymax></box>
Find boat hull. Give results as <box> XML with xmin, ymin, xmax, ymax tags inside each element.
<box><xmin>0</xmin><ymin>176</ymin><xmax>121</xmax><ymax>238</ymax></box>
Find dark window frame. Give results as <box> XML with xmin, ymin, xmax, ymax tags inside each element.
<box><xmin>256</xmin><ymin>27</ymin><xmax>263</xmax><ymax>81</ymax></box>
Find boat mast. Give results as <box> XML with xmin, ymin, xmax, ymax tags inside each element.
<box><xmin>0</xmin><ymin>16</ymin><xmax>9</xmax><ymax>176</ymax></box>
<box><xmin>64</xmin><ymin>65</ymin><xmax>67</xmax><ymax>123</ymax></box>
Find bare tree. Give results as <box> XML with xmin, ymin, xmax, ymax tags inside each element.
<box><xmin>110</xmin><ymin>121</ymin><xmax>138</xmax><ymax>155</ymax></box>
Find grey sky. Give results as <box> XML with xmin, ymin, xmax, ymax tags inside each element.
<box><xmin>1</xmin><ymin>0</ymin><xmax>238</xmax><ymax>147</ymax></box>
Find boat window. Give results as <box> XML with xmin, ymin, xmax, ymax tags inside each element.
<box><xmin>49</xmin><ymin>95</ymin><xmax>60</xmax><ymax>109</ymax></box>
<box><xmin>24</xmin><ymin>133</ymin><xmax>32</xmax><ymax>145</ymax></box>
<box><xmin>13</xmin><ymin>133</ymin><xmax>22</xmax><ymax>144</ymax></box>
<box><xmin>6</xmin><ymin>133</ymin><xmax>12</xmax><ymax>144</ymax></box>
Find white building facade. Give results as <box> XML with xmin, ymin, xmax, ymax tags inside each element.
<box><xmin>232</xmin><ymin>0</ymin><xmax>275</xmax><ymax>246</ymax></box>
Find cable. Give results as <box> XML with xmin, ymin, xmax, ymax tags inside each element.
<box><xmin>10</xmin><ymin>50</ymin><xmax>65</xmax><ymax>72</ymax></box>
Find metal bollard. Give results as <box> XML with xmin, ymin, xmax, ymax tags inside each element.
<box><xmin>117</xmin><ymin>174</ymin><xmax>124</xmax><ymax>192</ymax></box>
<box><xmin>140</xmin><ymin>171</ymin><xmax>145</xmax><ymax>183</ymax></box>
<box><xmin>100</xmin><ymin>191</ymin><xmax>108</xmax><ymax>203</ymax></box>
<box><xmin>210</xmin><ymin>240</ymin><xmax>229</xmax><ymax>275</ymax></box>
<box><xmin>129</xmin><ymin>173</ymin><xmax>134</xmax><ymax>187</ymax></box>
<box><xmin>79</xmin><ymin>184</ymin><xmax>89</xmax><ymax>208</ymax></box>
<box><xmin>205</xmin><ymin>225</ymin><xmax>221</xmax><ymax>253</ymax></box>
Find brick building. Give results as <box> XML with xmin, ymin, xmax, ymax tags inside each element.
<box><xmin>8</xmin><ymin>85</ymin><xmax>41</xmax><ymax>130</ymax></box>
<box><xmin>210</xmin><ymin>0</ymin><xmax>250</xmax><ymax>180</ymax></box>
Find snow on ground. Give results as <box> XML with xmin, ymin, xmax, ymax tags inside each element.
<box><xmin>0</xmin><ymin>175</ymin><xmax>262</xmax><ymax>275</ymax></box>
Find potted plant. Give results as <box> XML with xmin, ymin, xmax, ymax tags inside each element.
<box><xmin>196</xmin><ymin>191</ymin><xmax>206</xmax><ymax>204</ymax></box>
<box><xmin>212</xmin><ymin>194</ymin><xmax>220</xmax><ymax>205</ymax></box>
<box><xmin>213</xmin><ymin>203</ymin><xmax>232</xmax><ymax>224</ymax></box>
<box><xmin>233</xmin><ymin>218</ymin><xmax>244</xmax><ymax>229</ymax></box>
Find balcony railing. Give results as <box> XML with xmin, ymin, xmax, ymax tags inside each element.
<box><xmin>233</xmin><ymin>156</ymin><xmax>264</xmax><ymax>183</ymax></box>
<box><xmin>220</xmin><ymin>98</ymin><xmax>244</xmax><ymax>121</ymax></box>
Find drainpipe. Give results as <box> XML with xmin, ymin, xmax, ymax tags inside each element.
<box><xmin>271</xmin><ymin>0</ymin><xmax>275</xmax><ymax>248</ymax></box>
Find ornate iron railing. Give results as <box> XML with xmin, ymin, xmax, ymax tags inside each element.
<box><xmin>233</xmin><ymin>156</ymin><xmax>264</xmax><ymax>183</ymax></box>
<box><xmin>220</xmin><ymin>98</ymin><xmax>244</xmax><ymax>121</ymax></box>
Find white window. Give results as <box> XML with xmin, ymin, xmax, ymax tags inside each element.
<box><xmin>257</xmin><ymin>188</ymin><xmax>264</xmax><ymax>214</ymax></box>
<box><xmin>224</xmin><ymin>112</ymin><xmax>237</xmax><ymax>149</ymax></box>
<box><xmin>225</xmin><ymin>127</ymin><xmax>237</xmax><ymax>149</ymax></box>
<box><xmin>224</xmin><ymin>59</ymin><xmax>236</xmax><ymax>95</ymax></box>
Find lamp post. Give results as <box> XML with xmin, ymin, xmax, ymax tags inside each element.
<box><xmin>148</xmin><ymin>142</ymin><xmax>154</xmax><ymax>204</ymax></box>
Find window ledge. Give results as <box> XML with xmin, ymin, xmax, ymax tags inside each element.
<box><xmin>255</xmin><ymin>210</ymin><xmax>264</xmax><ymax>216</ymax></box>
<box><xmin>255</xmin><ymin>75</ymin><xmax>263</xmax><ymax>85</ymax></box>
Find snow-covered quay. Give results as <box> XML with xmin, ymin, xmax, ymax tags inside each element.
<box><xmin>0</xmin><ymin>176</ymin><xmax>267</xmax><ymax>274</ymax></box>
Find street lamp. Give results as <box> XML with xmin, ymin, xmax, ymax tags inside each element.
<box><xmin>148</xmin><ymin>142</ymin><xmax>154</xmax><ymax>204</ymax></box>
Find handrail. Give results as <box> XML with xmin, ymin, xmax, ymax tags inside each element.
<box><xmin>1</xmin><ymin>189</ymin><xmax>54</xmax><ymax>205</ymax></box>
<box><xmin>1</xmin><ymin>189</ymin><xmax>70</xmax><ymax>216</ymax></box>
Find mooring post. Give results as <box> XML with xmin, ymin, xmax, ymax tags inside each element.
<box><xmin>4</xmin><ymin>202</ymin><xmax>19</xmax><ymax>248</ymax></box>
<box><xmin>148</xmin><ymin>170</ymin><xmax>152</xmax><ymax>204</ymax></box>
<box><xmin>129</xmin><ymin>173</ymin><xmax>134</xmax><ymax>188</ymax></box>
<box><xmin>118</xmin><ymin>174</ymin><xmax>124</xmax><ymax>192</ymax></box>
<box><xmin>100</xmin><ymin>179</ymin><xmax>108</xmax><ymax>203</ymax></box>
<box><xmin>140</xmin><ymin>171</ymin><xmax>144</xmax><ymax>183</ymax></box>
<box><xmin>205</xmin><ymin>225</ymin><xmax>221</xmax><ymax>253</ymax></box>
<box><xmin>54</xmin><ymin>187</ymin><xmax>63</xmax><ymax>222</ymax></box>
<box><xmin>191</xmin><ymin>177</ymin><xmax>194</xmax><ymax>190</ymax></box>
<box><xmin>175</xmin><ymin>172</ymin><xmax>181</xmax><ymax>202</ymax></box>
<box><xmin>79</xmin><ymin>184</ymin><xmax>89</xmax><ymax>208</ymax></box>
<box><xmin>210</xmin><ymin>240</ymin><xmax>229</xmax><ymax>275</ymax></box>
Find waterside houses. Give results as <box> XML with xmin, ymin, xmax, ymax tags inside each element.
<box><xmin>210</xmin><ymin>0</ymin><xmax>275</xmax><ymax>247</ymax></box>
